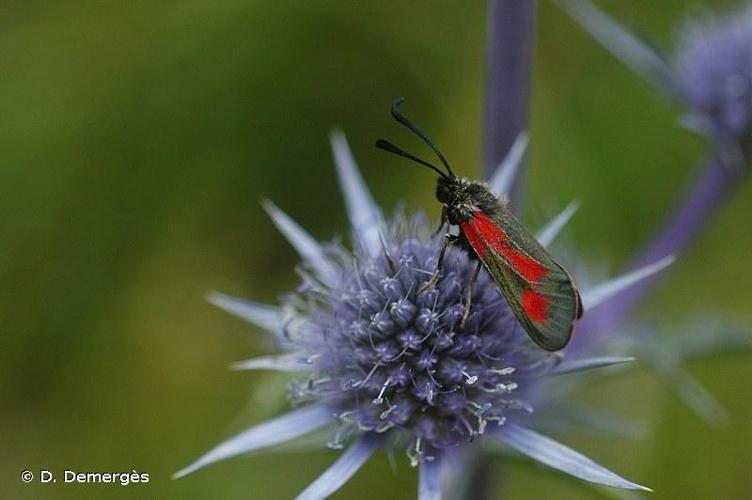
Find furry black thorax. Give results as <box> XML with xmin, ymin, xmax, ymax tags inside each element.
<box><xmin>436</xmin><ymin>176</ymin><xmax>502</xmax><ymax>225</ymax></box>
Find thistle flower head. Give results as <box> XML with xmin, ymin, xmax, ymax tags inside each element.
<box><xmin>175</xmin><ymin>132</ymin><xmax>664</xmax><ymax>497</ymax></box>
<box><xmin>674</xmin><ymin>6</ymin><xmax>752</xmax><ymax>140</ymax></box>
<box><xmin>288</xmin><ymin>214</ymin><xmax>547</xmax><ymax>458</ymax></box>
<box><xmin>559</xmin><ymin>0</ymin><xmax>752</xmax><ymax>156</ymax></box>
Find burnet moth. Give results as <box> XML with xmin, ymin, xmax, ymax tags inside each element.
<box><xmin>376</xmin><ymin>99</ymin><xmax>582</xmax><ymax>351</ymax></box>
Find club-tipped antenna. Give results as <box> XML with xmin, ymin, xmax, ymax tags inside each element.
<box><xmin>390</xmin><ymin>98</ymin><xmax>455</xmax><ymax>177</ymax></box>
<box><xmin>376</xmin><ymin>139</ymin><xmax>448</xmax><ymax>178</ymax></box>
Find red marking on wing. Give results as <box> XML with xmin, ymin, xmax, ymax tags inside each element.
<box><xmin>522</xmin><ymin>289</ymin><xmax>549</xmax><ymax>324</ymax></box>
<box><xmin>460</xmin><ymin>214</ymin><xmax>498</xmax><ymax>258</ymax></box>
<box><xmin>460</xmin><ymin>212</ymin><xmax>548</xmax><ymax>282</ymax></box>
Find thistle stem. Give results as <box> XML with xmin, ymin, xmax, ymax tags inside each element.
<box><xmin>467</xmin><ymin>457</ymin><xmax>495</xmax><ymax>500</ymax></box>
<box><xmin>576</xmin><ymin>154</ymin><xmax>746</xmax><ymax>342</ymax></box>
<box><xmin>484</xmin><ymin>0</ymin><xmax>536</xmax><ymax>211</ymax></box>
<box><xmin>474</xmin><ymin>1</ymin><xmax>537</xmax><ymax>499</ymax></box>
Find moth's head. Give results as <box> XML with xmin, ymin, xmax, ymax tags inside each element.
<box><xmin>435</xmin><ymin>174</ymin><xmax>461</xmax><ymax>205</ymax></box>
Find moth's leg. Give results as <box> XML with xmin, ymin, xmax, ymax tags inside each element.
<box><xmin>460</xmin><ymin>260</ymin><xmax>483</xmax><ymax>329</ymax></box>
<box><xmin>418</xmin><ymin>233</ymin><xmax>456</xmax><ymax>293</ymax></box>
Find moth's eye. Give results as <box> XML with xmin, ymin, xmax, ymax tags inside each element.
<box><xmin>436</xmin><ymin>184</ymin><xmax>450</xmax><ymax>203</ymax></box>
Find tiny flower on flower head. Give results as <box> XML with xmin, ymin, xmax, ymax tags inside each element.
<box><xmin>174</xmin><ymin>131</ymin><xmax>668</xmax><ymax>497</ymax></box>
<box><xmin>674</xmin><ymin>6</ymin><xmax>752</xmax><ymax>142</ymax></box>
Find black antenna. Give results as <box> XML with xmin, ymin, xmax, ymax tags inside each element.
<box><xmin>390</xmin><ymin>98</ymin><xmax>455</xmax><ymax>177</ymax></box>
<box><xmin>375</xmin><ymin>139</ymin><xmax>447</xmax><ymax>178</ymax></box>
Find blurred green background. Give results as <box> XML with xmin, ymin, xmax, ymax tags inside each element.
<box><xmin>2</xmin><ymin>0</ymin><xmax>750</xmax><ymax>498</ymax></box>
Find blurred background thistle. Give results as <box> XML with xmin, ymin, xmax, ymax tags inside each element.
<box><xmin>2</xmin><ymin>1</ymin><xmax>751</xmax><ymax>499</ymax></box>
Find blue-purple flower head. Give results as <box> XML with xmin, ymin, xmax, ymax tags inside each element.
<box><xmin>674</xmin><ymin>5</ymin><xmax>752</xmax><ymax>142</ymax></box>
<box><xmin>175</xmin><ymin>132</ymin><xmax>666</xmax><ymax>497</ymax></box>
<box><xmin>557</xmin><ymin>0</ymin><xmax>751</xmax><ymax>432</ymax></box>
<box><xmin>559</xmin><ymin>0</ymin><xmax>752</xmax><ymax>159</ymax></box>
<box><xmin>288</xmin><ymin>213</ymin><xmax>548</xmax><ymax>459</ymax></box>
